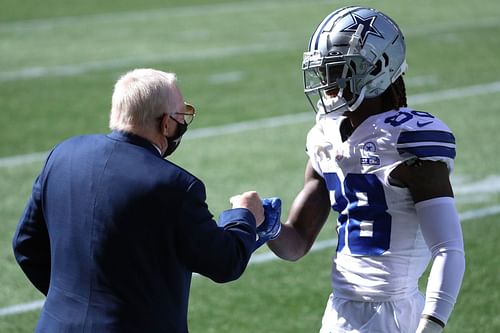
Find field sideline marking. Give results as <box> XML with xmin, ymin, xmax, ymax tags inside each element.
<box><xmin>1</xmin><ymin>202</ymin><xmax>499</xmax><ymax>317</ymax></box>
<box><xmin>1</xmin><ymin>80</ymin><xmax>500</xmax><ymax>169</ymax></box>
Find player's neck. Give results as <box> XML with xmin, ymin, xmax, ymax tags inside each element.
<box><xmin>345</xmin><ymin>97</ymin><xmax>385</xmax><ymax>129</ymax></box>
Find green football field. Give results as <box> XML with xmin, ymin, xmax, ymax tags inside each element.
<box><xmin>1</xmin><ymin>0</ymin><xmax>500</xmax><ymax>332</ymax></box>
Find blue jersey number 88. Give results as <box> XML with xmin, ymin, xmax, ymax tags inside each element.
<box><xmin>324</xmin><ymin>173</ymin><xmax>392</xmax><ymax>256</ymax></box>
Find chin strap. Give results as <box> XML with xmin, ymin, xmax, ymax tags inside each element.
<box><xmin>315</xmin><ymin>85</ymin><xmax>366</xmax><ymax>117</ymax></box>
<box><xmin>347</xmin><ymin>86</ymin><xmax>366</xmax><ymax>112</ymax></box>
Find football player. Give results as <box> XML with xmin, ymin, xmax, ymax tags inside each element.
<box><xmin>267</xmin><ymin>6</ymin><xmax>465</xmax><ymax>333</ymax></box>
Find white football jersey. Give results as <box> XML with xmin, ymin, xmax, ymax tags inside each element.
<box><xmin>306</xmin><ymin>107</ymin><xmax>456</xmax><ymax>301</ymax></box>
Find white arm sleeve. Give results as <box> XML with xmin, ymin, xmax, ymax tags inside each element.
<box><xmin>415</xmin><ymin>197</ymin><xmax>465</xmax><ymax>326</ymax></box>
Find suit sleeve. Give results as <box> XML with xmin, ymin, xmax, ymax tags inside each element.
<box><xmin>12</xmin><ymin>174</ymin><xmax>51</xmax><ymax>295</ymax></box>
<box><xmin>175</xmin><ymin>179</ymin><xmax>256</xmax><ymax>283</ymax></box>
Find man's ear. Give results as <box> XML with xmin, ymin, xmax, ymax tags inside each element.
<box><xmin>160</xmin><ymin>114</ymin><xmax>170</xmax><ymax>136</ymax></box>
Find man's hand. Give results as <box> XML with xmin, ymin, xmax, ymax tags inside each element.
<box><xmin>230</xmin><ymin>191</ymin><xmax>265</xmax><ymax>227</ymax></box>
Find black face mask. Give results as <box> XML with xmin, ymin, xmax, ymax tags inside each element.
<box><xmin>163</xmin><ymin>117</ymin><xmax>188</xmax><ymax>158</ymax></box>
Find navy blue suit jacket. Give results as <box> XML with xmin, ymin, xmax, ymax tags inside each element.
<box><xmin>13</xmin><ymin>131</ymin><xmax>257</xmax><ymax>333</ymax></box>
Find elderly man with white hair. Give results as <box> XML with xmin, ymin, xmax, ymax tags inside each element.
<box><xmin>13</xmin><ymin>68</ymin><xmax>265</xmax><ymax>333</ymax></box>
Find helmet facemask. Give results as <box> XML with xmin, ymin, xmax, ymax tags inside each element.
<box><xmin>303</xmin><ymin>51</ymin><xmax>373</xmax><ymax>117</ymax></box>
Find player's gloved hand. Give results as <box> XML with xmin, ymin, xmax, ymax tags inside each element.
<box><xmin>415</xmin><ymin>317</ymin><xmax>443</xmax><ymax>333</ymax></box>
<box><xmin>253</xmin><ymin>197</ymin><xmax>282</xmax><ymax>251</ymax></box>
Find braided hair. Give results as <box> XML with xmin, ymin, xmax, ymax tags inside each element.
<box><xmin>381</xmin><ymin>75</ymin><xmax>408</xmax><ymax>111</ymax></box>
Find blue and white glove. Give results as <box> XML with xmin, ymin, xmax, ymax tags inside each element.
<box><xmin>254</xmin><ymin>197</ymin><xmax>282</xmax><ymax>251</ymax></box>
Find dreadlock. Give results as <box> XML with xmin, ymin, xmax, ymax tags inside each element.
<box><xmin>381</xmin><ymin>75</ymin><xmax>407</xmax><ymax>111</ymax></box>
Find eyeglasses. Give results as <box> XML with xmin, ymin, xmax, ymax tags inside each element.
<box><xmin>171</xmin><ymin>103</ymin><xmax>196</xmax><ymax>125</ymax></box>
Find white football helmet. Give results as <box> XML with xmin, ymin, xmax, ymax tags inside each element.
<box><xmin>303</xmin><ymin>6</ymin><xmax>407</xmax><ymax>117</ymax></box>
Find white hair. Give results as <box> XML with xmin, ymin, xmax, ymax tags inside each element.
<box><xmin>109</xmin><ymin>68</ymin><xmax>178</xmax><ymax>132</ymax></box>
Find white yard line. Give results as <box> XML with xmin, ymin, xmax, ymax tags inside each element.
<box><xmin>1</xmin><ymin>202</ymin><xmax>499</xmax><ymax>317</ymax></box>
<box><xmin>207</xmin><ymin>71</ymin><xmax>245</xmax><ymax>85</ymax></box>
<box><xmin>410</xmin><ymin>81</ymin><xmax>500</xmax><ymax>105</ymax></box>
<box><xmin>0</xmin><ymin>0</ymin><xmax>334</xmax><ymax>32</ymax></box>
<box><xmin>0</xmin><ymin>5</ymin><xmax>498</xmax><ymax>82</ymax></box>
<box><xmin>0</xmin><ymin>300</ymin><xmax>45</xmax><ymax>317</ymax></box>
<box><xmin>454</xmin><ymin>175</ymin><xmax>500</xmax><ymax>195</ymax></box>
<box><xmin>2</xmin><ymin>80</ymin><xmax>500</xmax><ymax>168</ymax></box>
<box><xmin>0</xmin><ymin>43</ymin><xmax>295</xmax><ymax>82</ymax></box>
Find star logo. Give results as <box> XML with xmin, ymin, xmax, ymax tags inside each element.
<box><xmin>341</xmin><ymin>13</ymin><xmax>384</xmax><ymax>45</ymax></box>
<box><xmin>363</xmin><ymin>142</ymin><xmax>377</xmax><ymax>152</ymax></box>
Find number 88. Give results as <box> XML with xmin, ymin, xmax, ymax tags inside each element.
<box><xmin>324</xmin><ymin>173</ymin><xmax>392</xmax><ymax>256</ymax></box>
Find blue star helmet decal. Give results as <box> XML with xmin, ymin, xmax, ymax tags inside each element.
<box><xmin>341</xmin><ymin>13</ymin><xmax>384</xmax><ymax>45</ymax></box>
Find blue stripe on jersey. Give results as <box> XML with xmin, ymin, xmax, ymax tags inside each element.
<box><xmin>397</xmin><ymin>145</ymin><xmax>456</xmax><ymax>159</ymax></box>
<box><xmin>397</xmin><ymin>130</ymin><xmax>456</xmax><ymax>144</ymax></box>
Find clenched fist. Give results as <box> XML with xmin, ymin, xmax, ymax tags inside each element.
<box><xmin>229</xmin><ymin>191</ymin><xmax>265</xmax><ymax>227</ymax></box>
